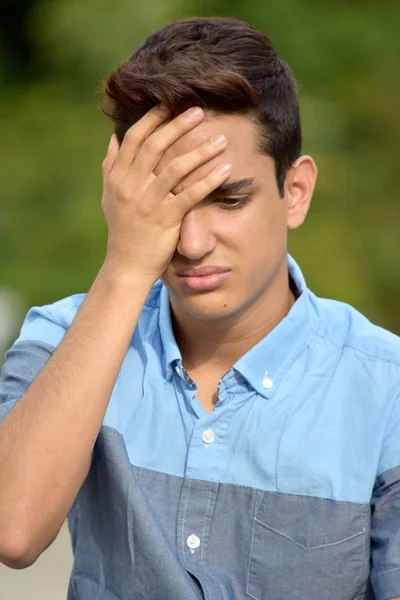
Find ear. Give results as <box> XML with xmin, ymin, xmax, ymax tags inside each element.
<box><xmin>285</xmin><ymin>155</ymin><xmax>318</xmax><ymax>230</ymax></box>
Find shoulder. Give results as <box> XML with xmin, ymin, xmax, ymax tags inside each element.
<box><xmin>309</xmin><ymin>291</ymin><xmax>400</xmax><ymax>369</ymax></box>
<box><xmin>14</xmin><ymin>293</ymin><xmax>87</xmax><ymax>347</ymax></box>
<box><xmin>16</xmin><ymin>281</ymin><xmax>164</xmax><ymax>346</ymax></box>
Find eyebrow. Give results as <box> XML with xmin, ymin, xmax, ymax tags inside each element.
<box><xmin>210</xmin><ymin>177</ymin><xmax>257</xmax><ymax>197</ymax></box>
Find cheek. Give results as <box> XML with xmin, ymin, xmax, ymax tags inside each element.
<box><xmin>234</xmin><ymin>201</ymin><xmax>287</xmax><ymax>260</ymax></box>
<box><xmin>244</xmin><ymin>197</ymin><xmax>285</xmax><ymax>235</ymax></box>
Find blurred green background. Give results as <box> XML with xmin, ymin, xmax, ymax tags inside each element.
<box><xmin>1</xmin><ymin>0</ymin><xmax>399</xmax><ymax>358</ymax></box>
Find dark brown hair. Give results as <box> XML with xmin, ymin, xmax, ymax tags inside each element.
<box><xmin>103</xmin><ymin>16</ymin><xmax>302</xmax><ymax>195</ymax></box>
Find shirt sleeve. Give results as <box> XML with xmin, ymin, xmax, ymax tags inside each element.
<box><xmin>0</xmin><ymin>304</ymin><xmax>69</xmax><ymax>422</ymax></box>
<box><xmin>370</xmin><ymin>394</ymin><xmax>400</xmax><ymax>600</ymax></box>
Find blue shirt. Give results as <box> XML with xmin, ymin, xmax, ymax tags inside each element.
<box><xmin>1</xmin><ymin>254</ymin><xmax>400</xmax><ymax>600</ymax></box>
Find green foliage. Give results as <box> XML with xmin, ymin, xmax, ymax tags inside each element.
<box><xmin>1</xmin><ymin>0</ymin><xmax>399</xmax><ymax>347</ymax></box>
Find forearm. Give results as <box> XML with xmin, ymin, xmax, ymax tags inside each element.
<box><xmin>0</xmin><ymin>263</ymin><xmax>152</xmax><ymax>567</ymax></box>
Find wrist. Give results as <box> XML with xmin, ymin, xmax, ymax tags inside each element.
<box><xmin>97</xmin><ymin>261</ymin><xmax>155</xmax><ymax>297</ymax></box>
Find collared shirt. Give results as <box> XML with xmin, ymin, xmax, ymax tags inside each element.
<box><xmin>1</xmin><ymin>255</ymin><xmax>400</xmax><ymax>600</ymax></box>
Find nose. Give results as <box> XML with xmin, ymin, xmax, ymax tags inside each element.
<box><xmin>176</xmin><ymin>207</ymin><xmax>217</xmax><ymax>260</ymax></box>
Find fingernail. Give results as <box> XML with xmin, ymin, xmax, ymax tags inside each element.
<box><xmin>186</xmin><ymin>107</ymin><xmax>203</xmax><ymax>121</ymax></box>
<box><xmin>210</xmin><ymin>134</ymin><xmax>226</xmax><ymax>148</ymax></box>
<box><xmin>217</xmin><ymin>163</ymin><xmax>231</xmax><ymax>176</ymax></box>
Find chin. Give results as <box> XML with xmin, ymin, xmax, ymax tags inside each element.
<box><xmin>175</xmin><ymin>294</ymin><xmax>242</xmax><ymax>321</ymax></box>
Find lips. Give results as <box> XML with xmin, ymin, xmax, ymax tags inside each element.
<box><xmin>176</xmin><ymin>268</ymin><xmax>231</xmax><ymax>292</ymax></box>
<box><xmin>176</xmin><ymin>266</ymin><xmax>230</xmax><ymax>277</ymax></box>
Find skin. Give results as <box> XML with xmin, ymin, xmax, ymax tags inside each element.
<box><xmin>154</xmin><ymin>111</ymin><xmax>318</xmax><ymax>377</ymax></box>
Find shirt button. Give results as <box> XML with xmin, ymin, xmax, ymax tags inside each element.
<box><xmin>262</xmin><ymin>377</ymin><xmax>273</xmax><ymax>389</ymax></box>
<box><xmin>175</xmin><ymin>365</ymin><xmax>181</xmax><ymax>376</ymax></box>
<box><xmin>187</xmin><ymin>534</ymin><xmax>201</xmax><ymax>550</ymax></box>
<box><xmin>202</xmin><ymin>429</ymin><xmax>215</xmax><ymax>444</ymax></box>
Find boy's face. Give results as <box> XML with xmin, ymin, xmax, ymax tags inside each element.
<box><xmin>157</xmin><ymin>112</ymin><xmax>315</xmax><ymax>321</ymax></box>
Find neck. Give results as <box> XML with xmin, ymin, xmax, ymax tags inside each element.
<box><xmin>169</xmin><ymin>261</ymin><xmax>296</xmax><ymax>375</ymax></box>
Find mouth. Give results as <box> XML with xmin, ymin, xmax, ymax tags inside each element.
<box><xmin>177</xmin><ymin>271</ymin><xmax>231</xmax><ymax>292</ymax></box>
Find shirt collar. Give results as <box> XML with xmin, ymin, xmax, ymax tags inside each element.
<box><xmin>159</xmin><ymin>282</ymin><xmax>182</xmax><ymax>381</ymax></box>
<box><xmin>159</xmin><ymin>254</ymin><xmax>312</xmax><ymax>397</ymax></box>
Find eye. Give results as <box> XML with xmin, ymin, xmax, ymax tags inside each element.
<box><xmin>216</xmin><ymin>195</ymin><xmax>251</xmax><ymax>210</ymax></box>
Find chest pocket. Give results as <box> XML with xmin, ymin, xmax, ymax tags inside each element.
<box><xmin>246</xmin><ymin>491</ymin><xmax>370</xmax><ymax>600</ymax></box>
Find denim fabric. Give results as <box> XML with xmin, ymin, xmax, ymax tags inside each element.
<box><xmin>67</xmin><ymin>427</ymin><xmax>372</xmax><ymax>600</ymax></box>
<box><xmin>247</xmin><ymin>489</ymin><xmax>369</xmax><ymax>599</ymax></box>
<box><xmin>1</xmin><ymin>254</ymin><xmax>400</xmax><ymax>599</ymax></box>
<box><xmin>370</xmin><ymin>465</ymin><xmax>400</xmax><ymax>599</ymax></box>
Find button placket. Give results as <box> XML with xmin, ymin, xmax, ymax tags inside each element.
<box><xmin>176</xmin><ymin>478</ymin><xmax>225</xmax><ymax>599</ymax></box>
<box><xmin>177</xmin><ymin>479</ymin><xmax>218</xmax><ymax>564</ymax></box>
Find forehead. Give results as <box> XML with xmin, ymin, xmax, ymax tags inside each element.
<box><xmin>155</xmin><ymin>112</ymin><xmax>268</xmax><ymax>194</ymax></box>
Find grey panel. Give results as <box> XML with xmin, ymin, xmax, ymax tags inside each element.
<box><xmin>68</xmin><ymin>427</ymin><xmax>203</xmax><ymax>600</ymax></box>
<box><xmin>68</xmin><ymin>426</ymin><xmax>373</xmax><ymax>600</ymax></box>
<box><xmin>370</xmin><ymin>465</ymin><xmax>400</xmax><ymax>600</ymax></box>
<box><xmin>246</xmin><ymin>490</ymin><xmax>370</xmax><ymax>600</ymax></box>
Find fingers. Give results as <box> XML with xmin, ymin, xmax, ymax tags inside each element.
<box><xmin>153</xmin><ymin>133</ymin><xmax>228</xmax><ymax>196</ymax></box>
<box><xmin>174</xmin><ymin>162</ymin><xmax>232</xmax><ymax>214</ymax></box>
<box><xmin>111</xmin><ymin>104</ymin><xmax>171</xmax><ymax>177</ymax></box>
<box><xmin>132</xmin><ymin>107</ymin><xmax>205</xmax><ymax>175</ymax></box>
<box><xmin>101</xmin><ymin>134</ymin><xmax>119</xmax><ymax>183</ymax></box>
